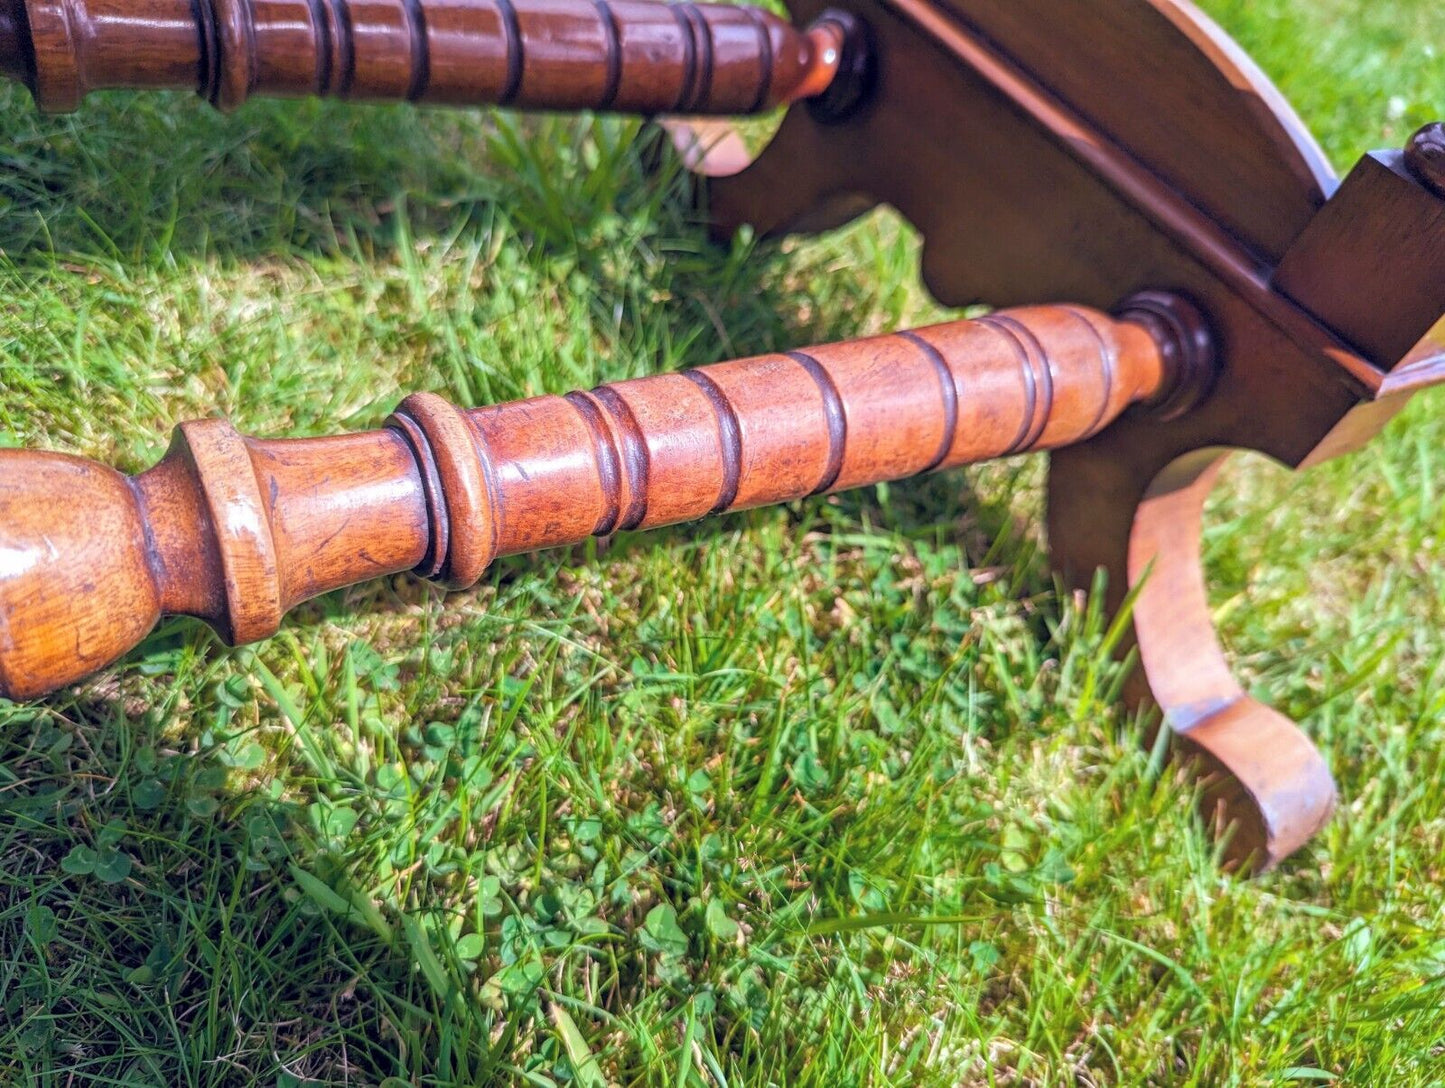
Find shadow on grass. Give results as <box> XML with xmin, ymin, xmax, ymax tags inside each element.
<box><xmin>0</xmin><ymin>89</ymin><xmax>852</xmax><ymax>351</ymax></box>
<box><xmin>0</xmin><ymin>90</ymin><xmax>489</xmax><ymax>263</ymax></box>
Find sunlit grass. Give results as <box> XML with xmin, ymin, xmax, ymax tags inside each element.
<box><xmin>1</xmin><ymin>1</ymin><xmax>1444</xmax><ymax>1083</ymax></box>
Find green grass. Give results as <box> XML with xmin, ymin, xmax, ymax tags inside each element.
<box><xmin>2</xmin><ymin>1</ymin><xmax>1445</xmax><ymax>1083</ymax></box>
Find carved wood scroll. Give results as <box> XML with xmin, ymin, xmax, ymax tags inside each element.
<box><xmin>0</xmin><ymin>296</ymin><xmax>1210</xmax><ymax>701</ymax></box>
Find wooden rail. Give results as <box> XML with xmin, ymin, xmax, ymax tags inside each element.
<box><xmin>0</xmin><ymin>295</ymin><xmax>1210</xmax><ymax>701</ymax></box>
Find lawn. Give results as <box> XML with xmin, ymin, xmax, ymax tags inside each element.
<box><xmin>1</xmin><ymin>0</ymin><xmax>1444</xmax><ymax>1084</ymax></box>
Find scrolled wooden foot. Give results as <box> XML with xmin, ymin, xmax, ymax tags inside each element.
<box><xmin>1049</xmin><ymin>445</ymin><xmax>1337</xmax><ymax>873</ymax></box>
<box><xmin>1045</xmin><ymin>289</ymin><xmax>1334</xmax><ymax>873</ymax></box>
<box><xmin>1128</xmin><ymin>453</ymin><xmax>1335</xmax><ymax>872</ymax></box>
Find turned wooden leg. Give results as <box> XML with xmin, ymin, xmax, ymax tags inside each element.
<box><xmin>0</xmin><ymin>301</ymin><xmax>1201</xmax><ymax>702</ymax></box>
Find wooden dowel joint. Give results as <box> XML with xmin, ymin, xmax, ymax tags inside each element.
<box><xmin>802</xmin><ymin>8</ymin><xmax>872</xmax><ymax>123</ymax></box>
<box><xmin>1405</xmin><ymin>122</ymin><xmax>1445</xmax><ymax>199</ymax></box>
<box><xmin>1116</xmin><ymin>290</ymin><xmax>1216</xmax><ymax>421</ymax></box>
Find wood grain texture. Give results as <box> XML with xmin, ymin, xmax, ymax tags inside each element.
<box><xmin>927</xmin><ymin>0</ymin><xmax>1333</xmax><ymax>263</ymax></box>
<box><xmin>1125</xmin><ymin>453</ymin><xmax>1336</xmax><ymax>866</ymax></box>
<box><xmin>0</xmin><ymin>299</ymin><xmax>1205</xmax><ymax>701</ymax></box>
<box><xmin>0</xmin><ymin>0</ymin><xmax>853</xmax><ymax>112</ymax></box>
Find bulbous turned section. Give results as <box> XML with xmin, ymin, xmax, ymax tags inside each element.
<box><xmin>0</xmin><ymin>451</ymin><xmax>162</xmax><ymax>700</ymax></box>
<box><xmin>0</xmin><ymin>419</ymin><xmax>433</xmax><ymax>698</ymax></box>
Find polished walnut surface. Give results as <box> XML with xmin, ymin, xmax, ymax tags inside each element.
<box><xmin>670</xmin><ymin>0</ymin><xmax>1445</xmax><ymax>869</ymax></box>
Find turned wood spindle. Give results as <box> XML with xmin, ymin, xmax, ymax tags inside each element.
<box><xmin>0</xmin><ymin>0</ymin><xmax>863</xmax><ymax>114</ymax></box>
<box><xmin>0</xmin><ymin>294</ymin><xmax>1212</xmax><ymax>701</ymax></box>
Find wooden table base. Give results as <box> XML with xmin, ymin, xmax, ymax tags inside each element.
<box><xmin>671</xmin><ymin>0</ymin><xmax>1445</xmax><ymax>870</ymax></box>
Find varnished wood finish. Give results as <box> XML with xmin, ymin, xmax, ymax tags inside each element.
<box><xmin>0</xmin><ymin>0</ymin><xmax>856</xmax><ymax>113</ymax></box>
<box><xmin>672</xmin><ymin>0</ymin><xmax>1445</xmax><ymax>868</ymax></box>
<box><xmin>1273</xmin><ymin>142</ymin><xmax>1445</xmax><ymax>371</ymax></box>
<box><xmin>0</xmin><ymin>300</ymin><xmax>1205</xmax><ymax>702</ymax></box>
